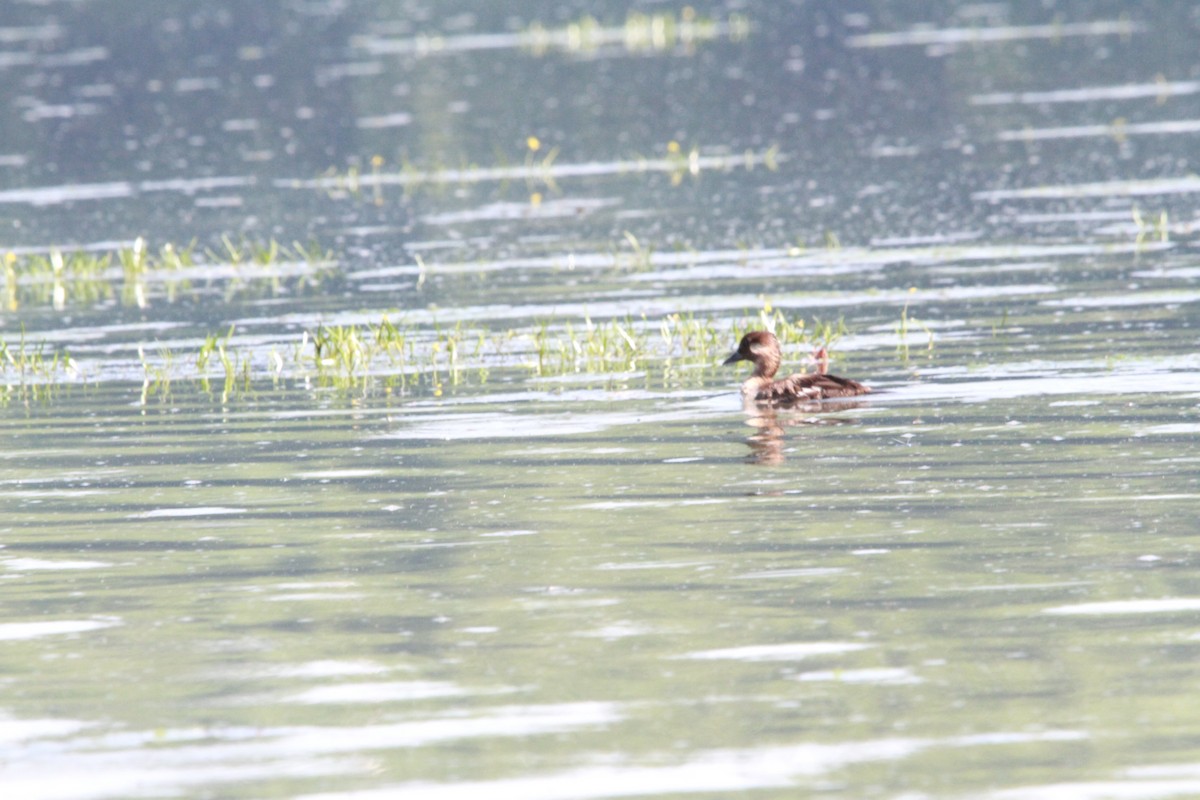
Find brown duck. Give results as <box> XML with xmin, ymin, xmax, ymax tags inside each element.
<box><xmin>723</xmin><ymin>331</ymin><xmax>871</xmax><ymax>403</ymax></box>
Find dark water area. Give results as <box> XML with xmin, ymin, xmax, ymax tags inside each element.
<box><xmin>3</xmin><ymin>2</ymin><xmax>1200</xmax><ymax>798</ymax></box>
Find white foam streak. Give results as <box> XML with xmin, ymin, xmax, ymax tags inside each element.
<box><xmin>972</xmin><ymin>80</ymin><xmax>1200</xmax><ymax>105</ymax></box>
<box><xmin>1044</xmin><ymin>598</ymin><xmax>1200</xmax><ymax>616</ymax></box>
<box><xmin>998</xmin><ymin>119</ymin><xmax>1200</xmax><ymax>142</ymax></box>
<box><xmin>3</xmin><ymin>703</ymin><xmax>620</xmax><ymax>800</ymax></box>
<box><xmin>974</xmin><ymin>177</ymin><xmax>1200</xmax><ymax>201</ymax></box>
<box><xmin>674</xmin><ymin>642</ymin><xmax>870</xmax><ymax>661</ymax></box>
<box><xmin>292</xmin><ymin>731</ymin><xmax>1085</xmax><ymax>800</ymax></box>
<box><xmin>847</xmin><ymin>20</ymin><xmax>1141</xmax><ymax>48</ymax></box>
<box><xmin>0</xmin><ymin>618</ymin><xmax>120</xmax><ymax>641</ymax></box>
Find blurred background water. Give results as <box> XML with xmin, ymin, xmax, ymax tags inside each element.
<box><xmin>2</xmin><ymin>2</ymin><xmax>1200</xmax><ymax>798</ymax></box>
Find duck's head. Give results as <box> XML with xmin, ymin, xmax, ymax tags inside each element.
<box><xmin>723</xmin><ymin>331</ymin><xmax>782</xmax><ymax>378</ymax></box>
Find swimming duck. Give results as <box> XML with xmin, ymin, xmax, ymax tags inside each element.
<box><xmin>723</xmin><ymin>330</ymin><xmax>871</xmax><ymax>403</ymax></box>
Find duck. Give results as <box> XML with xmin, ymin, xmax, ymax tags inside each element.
<box><xmin>723</xmin><ymin>330</ymin><xmax>871</xmax><ymax>403</ymax></box>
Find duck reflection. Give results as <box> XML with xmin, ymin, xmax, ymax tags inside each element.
<box><xmin>739</xmin><ymin>395</ymin><xmax>868</xmax><ymax>465</ymax></box>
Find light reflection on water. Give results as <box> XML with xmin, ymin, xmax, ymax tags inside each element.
<box><xmin>3</xmin><ymin>1</ymin><xmax>1200</xmax><ymax>798</ymax></box>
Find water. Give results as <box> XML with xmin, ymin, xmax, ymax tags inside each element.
<box><xmin>3</xmin><ymin>2</ymin><xmax>1200</xmax><ymax>798</ymax></box>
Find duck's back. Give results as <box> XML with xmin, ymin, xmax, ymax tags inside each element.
<box><xmin>756</xmin><ymin>372</ymin><xmax>871</xmax><ymax>403</ymax></box>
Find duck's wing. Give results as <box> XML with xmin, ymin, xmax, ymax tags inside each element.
<box><xmin>758</xmin><ymin>372</ymin><xmax>872</xmax><ymax>402</ymax></box>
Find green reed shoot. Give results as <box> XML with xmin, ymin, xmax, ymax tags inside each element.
<box><xmin>0</xmin><ymin>326</ymin><xmax>77</xmax><ymax>388</ymax></box>
<box><xmin>3</xmin><ymin>252</ymin><xmax>17</xmax><ymax>311</ymax></box>
<box><xmin>617</xmin><ymin>231</ymin><xmax>653</xmax><ymax>270</ymax></box>
<box><xmin>896</xmin><ymin>290</ymin><xmax>933</xmax><ymax>362</ymax></box>
<box><xmin>139</xmin><ymin>345</ymin><xmax>175</xmax><ymax>405</ymax></box>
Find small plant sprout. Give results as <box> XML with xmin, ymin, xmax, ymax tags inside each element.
<box><xmin>116</xmin><ymin>237</ymin><xmax>149</xmax><ymax>308</ymax></box>
<box><xmin>213</xmin><ymin>234</ymin><xmax>244</xmax><ymax>265</ymax></box>
<box><xmin>414</xmin><ymin>253</ymin><xmax>428</xmax><ymax>289</ymax></box>
<box><xmin>664</xmin><ymin>140</ymin><xmax>701</xmax><ymax>185</ymax></box>
<box><xmin>619</xmin><ymin>231</ymin><xmax>653</xmax><ymax>270</ymax></box>
<box><xmin>371</xmin><ymin>155</ymin><xmax>385</xmax><ymax>205</ymax></box>
<box><xmin>992</xmin><ymin>308</ymin><xmax>1010</xmax><ymax>338</ymax></box>
<box><xmin>138</xmin><ymin>344</ymin><xmax>175</xmax><ymax>405</ymax></box>
<box><xmin>49</xmin><ymin>248</ymin><xmax>67</xmax><ymax>310</ymax></box>
<box><xmin>896</xmin><ymin>288</ymin><xmax>933</xmax><ymax>363</ymax></box>
<box><xmin>269</xmin><ymin>348</ymin><xmax>285</xmax><ymax>378</ymax></box>
<box><xmin>521</xmin><ymin>136</ymin><xmax>560</xmax><ymax>192</ymax></box>
<box><xmin>1130</xmin><ymin>206</ymin><xmax>1169</xmax><ymax>248</ymax></box>
<box><xmin>524</xmin><ymin>135</ymin><xmax>541</xmax><ymax>189</ymax></box>
<box><xmin>254</xmin><ymin>238</ymin><xmax>279</xmax><ymax>266</ymax></box>
<box><xmin>3</xmin><ymin>252</ymin><xmax>17</xmax><ymax>311</ymax></box>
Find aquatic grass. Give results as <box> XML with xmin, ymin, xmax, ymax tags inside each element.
<box><xmin>118</xmin><ymin>237</ymin><xmax>149</xmax><ymax>308</ymax></box>
<box><xmin>616</xmin><ymin>231</ymin><xmax>654</xmax><ymax>270</ymax></box>
<box><xmin>0</xmin><ymin>326</ymin><xmax>78</xmax><ymax>402</ymax></box>
<box><xmin>728</xmin><ymin>303</ymin><xmax>846</xmax><ymax>352</ymax></box>
<box><xmin>1</xmin><ymin>237</ymin><xmax>334</xmax><ymax>311</ymax></box>
<box><xmin>659</xmin><ymin>312</ymin><xmax>715</xmax><ymax>360</ymax></box>
<box><xmin>196</xmin><ymin>326</ymin><xmax>235</xmax><ymax>375</ymax></box>
<box><xmin>9</xmin><ymin>241</ymin><xmax>198</xmax><ymax>309</ymax></box>
<box><xmin>896</xmin><ymin>289</ymin><xmax>935</xmax><ymax>363</ymax></box>
<box><xmin>370</xmin><ymin>155</ymin><xmax>385</xmax><ymax>205</ymax></box>
<box><xmin>992</xmin><ymin>308</ymin><xmax>1011</xmax><ymax>338</ymax></box>
<box><xmin>523</xmin><ymin>136</ymin><xmax>561</xmax><ymax>194</ymax></box>
<box><xmin>158</xmin><ymin>239</ymin><xmax>198</xmax><ymax>270</ymax></box>
<box><xmin>3</xmin><ymin>252</ymin><xmax>17</xmax><ymax>311</ymax></box>
<box><xmin>522</xmin><ymin>306</ymin><xmax>855</xmax><ymax>380</ymax></box>
<box><xmin>8</xmin><ymin>248</ymin><xmax>115</xmax><ymax>309</ymax></box>
<box><xmin>358</xmin><ymin>7</ymin><xmax>748</xmax><ymax>59</ymax></box>
<box><xmin>290</xmin><ymin>239</ymin><xmax>335</xmax><ymax>264</ymax></box>
<box><xmin>311</xmin><ymin>324</ymin><xmax>366</xmax><ymax>374</ymax></box>
<box><xmin>139</xmin><ymin>344</ymin><xmax>174</xmax><ymax>405</ymax></box>
<box><xmin>301</xmin><ymin>142</ymin><xmax>781</xmax><ymax>199</ymax></box>
<box><xmin>2</xmin><ymin>305</ymin><xmax>867</xmax><ymax>400</ymax></box>
<box><xmin>64</xmin><ymin>249</ymin><xmax>115</xmax><ymax>306</ymax></box>
<box><xmin>21</xmin><ymin>305</ymin><xmax>852</xmax><ymax>391</ymax></box>
<box><xmin>195</xmin><ymin>325</ymin><xmax>245</xmax><ymax>399</ymax></box>
<box><xmin>205</xmin><ymin>235</ymin><xmax>330</xmax><ymax>267</ymax></box>
<box><xmin>521</xmin><ymin>9</ymin><xmax>748</xmax><ymax>56</ymax></box>
<box><xmin>1131</xmin><ymin>205</ymin><xmax>1170</xmax><ymax>248</ymax></box>
<box><xmin>302</xmin><ymin>316</ymin><xmax>424</xmax><ymax>392</ymax></box>
<box><xmin>528</xmin><ymin>315</ymin><xmax>649</xmax><ymax>376</ymax></box>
